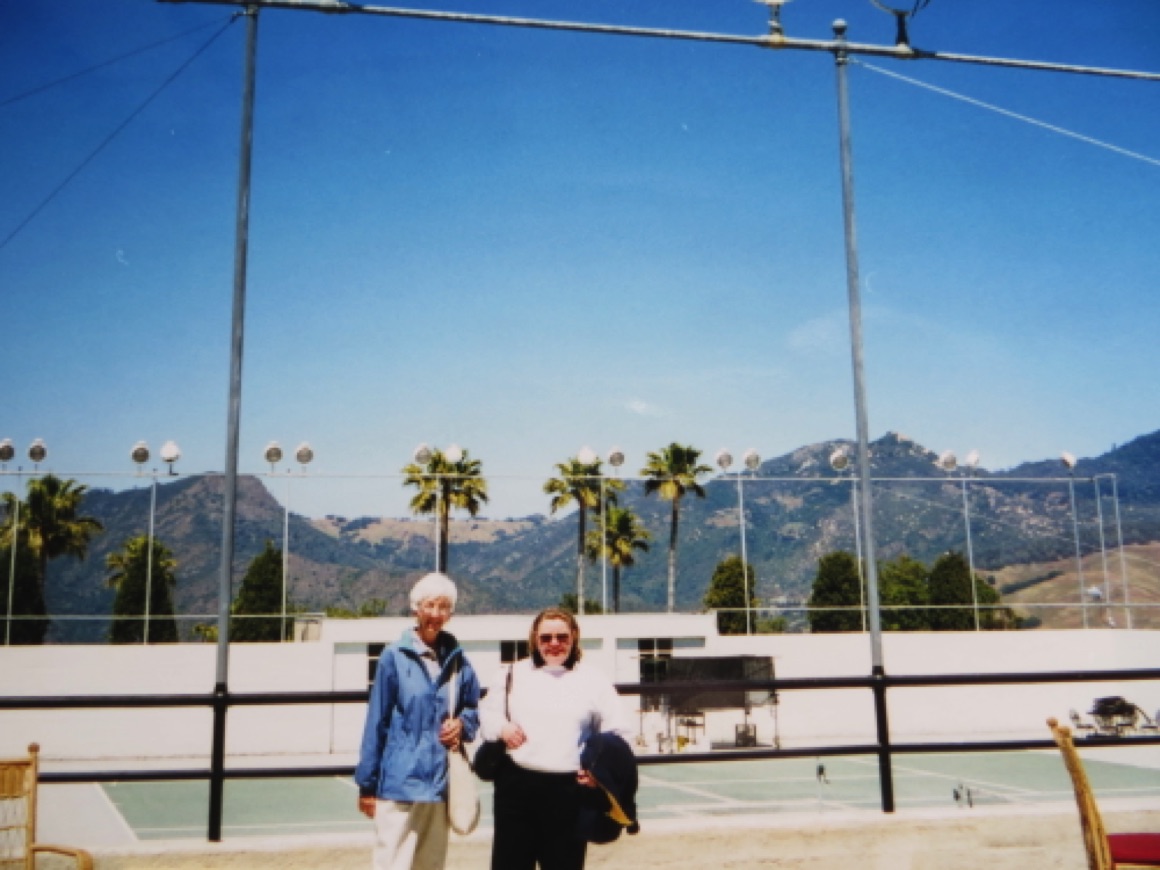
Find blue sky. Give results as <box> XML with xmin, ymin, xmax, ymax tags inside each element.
<box><xmin>2</xmin><ymin>0</ymin><xmax>1158</xmax><ymax>520</ymax></box>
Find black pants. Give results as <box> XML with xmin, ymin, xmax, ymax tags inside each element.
<box><xmin>491</xmin><ymin>763</ymin><xmax>588</xmax><ymax>870</ymax></box>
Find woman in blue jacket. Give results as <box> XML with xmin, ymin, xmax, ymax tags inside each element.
<box><xmin>355</xmin><ymin>572</ymin><xmax>480</xmax><ymax>870</ymax></box>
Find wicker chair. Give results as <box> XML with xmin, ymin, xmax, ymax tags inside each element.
<box><xmin>1047</xmin><ymin>718</ymin><xmax>1160</xmax><ymax>869</ymax></box>
<box><xmin>0</xmin><ymin>744</ymin><xmax>92</xmax><ymax>869</ymax></box>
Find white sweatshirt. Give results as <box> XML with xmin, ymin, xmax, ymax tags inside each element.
<box><xmin>479</xmin><ymin>658</ymin><xmax>631</xmax><ymax>773</ymax></box>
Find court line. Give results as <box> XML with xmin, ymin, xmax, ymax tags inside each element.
<box><xmin>97</xmin><ymin>784</ymin><xmax>142</xmax><ymax>842</ymax></box>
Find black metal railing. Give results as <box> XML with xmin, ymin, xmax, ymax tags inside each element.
<box><xmin>5</xmin><ymin>667</ymin><xmax>1160</xmax><ymax>839</ymax></box>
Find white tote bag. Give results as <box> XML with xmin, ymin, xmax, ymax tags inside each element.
<box><xmin>446</xmin><ymin>658</ymin><xmax>480</xmax><ymax>835</ymax></box>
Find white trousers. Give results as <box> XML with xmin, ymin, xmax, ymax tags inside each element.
<box><xmin>373</xmin><ymin>799</ymin><xmax>449</xmax><ymax>870</ymax></box>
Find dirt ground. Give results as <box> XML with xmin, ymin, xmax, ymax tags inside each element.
<box><xmin>86</xmin><ymin>806</ymin><xmax>1160</xmax><ymax>870</ymax></box>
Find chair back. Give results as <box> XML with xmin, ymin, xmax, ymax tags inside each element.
<box><xmin>1048</xmin><ymin>717</ymin><xmax>1114</xmax><ymax>870</ymax></box>
<box><xmin>0</xmin><ymin>743</ymin><xmax>39</xmax><ymax>870</ymax></box>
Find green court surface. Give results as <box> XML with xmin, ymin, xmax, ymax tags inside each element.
<box><xmin>101</xmin><ymin>752</ymin><xmax>1160</xmax><ymax>841</ymax></box>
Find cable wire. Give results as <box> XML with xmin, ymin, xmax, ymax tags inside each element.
<box><xmin>0</xmin><ymin>15</ymin><xmax>240</xmax><ymax>254</ymax></box>
<box><xmin>0</xmin><ymin>17</ymin><xmax>233</xmax><ymax>109</ymax></box>
<box><xmin>855</xmin><ymin>59</ymin><xmax>1160</xmax><ymax>169</ymax></box>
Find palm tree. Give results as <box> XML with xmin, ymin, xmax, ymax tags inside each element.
<box><xmin>107</xmin><ymin>535</ymin><xmax>178</xmax><ymax>644</ymax></box>
<box><xmin>586</xmin><ymin>505</ymin><xmax>650</xmax><ymax>613</ymax></box>
<box><xmin>543</xmin><ymin>455</ymin><xmax>624</xmax><ymax>615</ymax></box>
<box><xmin>402</xmin><ymin>448</ymin><xmax>488</xmax><ymax>572</ymax></box>
<box><xmin>640</xmin><ymin>443</ymin><xmax>711</xmax><ymax>613</ymax></box>
<box><xmin>1</xmin><ymin>475</ymin><xmax>103</xmax><ymax>642</ymax></box>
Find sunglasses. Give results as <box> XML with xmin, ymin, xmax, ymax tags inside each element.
<box><xmin>537</xmin><ymin>632</ymin><xmax>572</xmax><ymax>644</ymax></box>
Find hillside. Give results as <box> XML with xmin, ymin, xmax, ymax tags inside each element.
<box><xmin>22</xmin><ymin>429</ymin><xmax>1160</xmax><ymax>640</ymax></box>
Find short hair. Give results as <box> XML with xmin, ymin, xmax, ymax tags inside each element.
<box><xmin>409</xmin><ymin>572</ymin><xmax>458</xmax><ymax>612</ymax></box>
<box><xmin>529</xmin><ymin>607</ymin><xmax>582</xmax><ymax>669</ymax></box>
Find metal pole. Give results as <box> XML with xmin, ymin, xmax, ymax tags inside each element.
<box><xmin>144</xmin><ymin>472</ymin><xmax>157</xmax><ymax>644</ymax></box>
<box><xmin>210</xmin><ymin>4</ymin><xmax>260</xmax><ymax>843</ymax></box>
<box><xmin>5</xmin><ymin>473</ymin><xmax>21</xmax><ymax>646</ymax></box>
<box><xmin>738</xmin><ymin>474</ymin><xmax>751</xmax><ymax>635</ymax></box>
<box><xmin>600</xmin><ymin>475</ymin><xmax>608</xmax><ymax>614</ymax></box>
<box><xmin>960</xmin><ymin>474</ymin><xmax>979</xmax><ymax>631</ymax></box>
<box><xmin>281</xmin><ymin>471</ymin><xmax>290</xmax><ymax>641</ymax></box>
<box><xmin>1109</xmin><ymin>474</ymin><xmax>1132</xmax><ymax>629</ymax></box>
<box><xmin>1092</xmin><ymin>476</ymin><xmax>1112</xmax><ymax>625</ymax></box>
<box><xmin>1067</xmin><ymin>473</ymin><xmax>1087</xmax><ymax>629</ymax></box>
<box><xmin>833</xmin><ymin>19</ymin><xmax>892</xmax><ymax>813</ymax></box>
<box><xmin>850</xmin><ymin>474</ymin><xmax>866</xmax><ymax>633</ymax></box>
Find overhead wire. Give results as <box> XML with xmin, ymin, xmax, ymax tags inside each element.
<box><xmin>0</xmin><ymin>17</ymin><xmax>232</xmax><ymax>109</ymax></box>
<box><xmin>854</xmin><ymin>59</ymin><xmax>1160</xmax><ymax>169</ymax></box>
<box><xmin>0</xmin><ymin>15</ymin><xmax>240</xmax><ymax>255</ymax></box>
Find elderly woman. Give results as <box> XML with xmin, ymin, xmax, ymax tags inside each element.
<box><xmin>355</xmin><ymin>572</ymin><xmax>480</xmax><ymax>870</ymax></box>
<box><xmin>480</xmin><ymin>607</ymin><xmax>632</xmax><ymax>870</ymax></box>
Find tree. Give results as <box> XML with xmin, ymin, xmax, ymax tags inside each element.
<box><xmin>0</xmin><ymin>476</ymin><xmax>103</xmax><ymax>645</ymax></box>
<box><xmin>704</xmin><ymin>555</ymin><xmax>759</xmax><ymax>635</ymax></box>
<box><xmin>106</xmin><ymin>536</ymin><xmax>178</xmax><ymax>644</ymax></box>
<box><xmin>807</xmin><ymin>551</ymin><xmax>864</xmax><ymax>633</ymax></box>
<box><xmin>231</xmin><ymin>540</ymin><xmax>287</xmax><ymax>642</ymax></box>
<box><xmin>928</xmin><ymin>551</ymin><xmax>976</xmax><ymax>631</ymax></box>
<box><xmin>544</xmin><ymin>455</ymin><xmax>624</xmax><ymax>615</ymax></box>
<box><xmin>640</xmin><ymin>443</ymin><xmax>711</xmax><ymax>613</ymax></box>
<box><xmin>402</xmin><ymin>448</ymin><xmax>488</xmax><ymax>572</ymax></box>
<box><xmin>558</xmin><ymin>593</ymin><xmax>603</xmax><ymax>615</ymax></box>
<box><xmin>0</xmin><ymin>532</ymin><xmax>47</xmax><ymax>645</ymax></box>
<box><xmin>878</xmin><ymin>554</ymin><xmax>930</xmax><ymax>631</ymax></box>
<box><xmin>585</xmin><ymin>505</ymin><xmax>650</xmax><ymax>613</ymax></box>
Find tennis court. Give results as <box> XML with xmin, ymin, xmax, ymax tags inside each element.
<box><xmin>97</xmin><ymin>750</ymin><xmax>1160</xmax><ymax>842</ymax></box>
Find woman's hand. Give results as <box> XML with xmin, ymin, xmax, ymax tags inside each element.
<box><xmin>357</xmin><ymin>795</ymin><xmax>376</xmax><ymax>819</ymax></box>
<box><xmin>439</xmin><ymin>717</ymin><xmax>463</xmax><ymax>750</ymax></box>
<box><xmin>501</xmin><ymin>722</ymin><xmax>526</xmax><ymax>750</ymax></box>
<box><xmin>576</xmin><ymin>769</ymin><xmax>598</xmax><ymax>789</ymax></box>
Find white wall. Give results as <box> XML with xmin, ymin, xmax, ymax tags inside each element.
<box><xmin>2</xmin><ymin>624</ymin><xmax>1157</xmax><ymax>764</ymax></box>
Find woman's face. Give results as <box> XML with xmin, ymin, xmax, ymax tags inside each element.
<box><xmin>535</xmin><ymin>617</ymin><xmax>574</xmax><ymax>667</ymax></box>
<box><xmin>416</xmin><ymin>596</ymin><xmax>452</xmax><ymax>646</ymax></box>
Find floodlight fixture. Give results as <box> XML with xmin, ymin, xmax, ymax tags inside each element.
<box><xmin>264</xmin><ymin>441</ymin><xmax>283</xmax><ymax>467</ymax></box>
<box><xmin>1061</xmin><ymin>451</ymin><xmax>1077</xmax><ymax>471</ymax></box>
<box><xmin>744</xmin><ymin>449</ymin><xmax>761</xmax><ymax>472</ymax></box>
<box><xmin>160</xmin><ymin>440</ymin><xmax>181</xmax><ymax>474</ymax></box>
<box><xmin>607</xmin><ymin>447</ymin><xmax>625</xmax><ymax>469</ymax></box>
<box><xmin>0</xmin><ymin>439</ymin><xmax>15</xmax><ymax>464</ymax></box>
<box><xmin>754</xmin><ymin>0</ymin><xmax>791</xmax><ymax>36</ymax></box>
<box><xmin>28</xmin><ymin>439</ymin><xmax>46</xmax><ymax>464</ymax></box>
<box><xmin>936</xmin><ymin>450</ymin><xmax>957</xmax><ymax>473</ymax></box>
<box><xmin>829</xmin><ymin>447</ymin><xmax>850</xmax><ymax>472</ymax></box>
<box><xmin>715</xmin><ymin>449</ymin><xmax>733</xmax><ymax>471</ymax></box>
<box><xmin>413</xmin><ymin>443</ymin><xmax>433</xmax><ymax>465</ymax></box>
<box><xmin>295</xmin><ymin>442</ymin><xmax>314</xmax><ymax>466</ymax></box>
<box><xmin>577</xmin><ymin>446</ymin><xmax>597</xmax><ymax>465</ymax></box>
<box><xmin>444</xmin><ymin>444</ymin><xmax>464</xmax><ymax>464</ymax></box>
<box><xmin>131</xmin><ymin>441</ymin><xmax>150</xmax><ymax>467</ymax></box>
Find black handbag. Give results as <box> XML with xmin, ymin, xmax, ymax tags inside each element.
<box><xmin>473</xmin><ymin>666</ymin><xmax>512</xmax><ymax>782</ymax></box>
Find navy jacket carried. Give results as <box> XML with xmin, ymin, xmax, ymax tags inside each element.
<box><xmin>355</xmin><ymin>627</ymin><xmax>480</xmax><ymax>802</ymax></box>
<box><xmin>577</xmin><ymin>731</ymin><xmax>640</xmax><ymax>844</ymax></box>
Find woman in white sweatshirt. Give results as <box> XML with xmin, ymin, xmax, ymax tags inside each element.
<box><xmin>479</xmin><ymin>607</ymin><xmax>631</xmax><ymax>870</ymax></box>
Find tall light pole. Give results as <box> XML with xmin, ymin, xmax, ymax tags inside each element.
<box><xmin>741</xmin><ymin>449</ymin><xmax>760</xmax><ymax>635</ymax></box>
<box><xmin>264</xmin><ymin>441</ymin><xmax>288</xmax><ymax>640</ymax></box>
<box><xmin>1091</xmin><ymin>474</ymin><xmax>1113</xmax><ymax>627</ymax></box>
<box><xmin>936</xmin><ymin>449</ymin><xmax>981</xmax><ymax>631</ymax></box>
<box><xmin>290</xmin><ymin>443</ymin><xmax>313</xmax><ymax>639</ymax></box>
<box><xmin>606</xmin><ymin>446</ymin><xmax>625</xmax><ymax>614</ymax></box>
<box><xmin>131</xmin><ymin>441</ymin><xmax>156</xmax><ymax>643</ymax></box>
<box><xmin>830</xmin><ymin>446</ymin><xmax>866</xmax><ymax>632</ymax></box>
<box><xmin>413</xmin><ymin>443</ymin><xmax>435</xmax><ymax>569</ymax></box>
<box><xmin>1062</xmin><ymin>451</ymin><xmax>1088</xmax><ymax>629</ymax></box>
<box><xmin>2</xmin><ymin>438</ymin><xmax>18</xmax><ymax>646</ymax></box>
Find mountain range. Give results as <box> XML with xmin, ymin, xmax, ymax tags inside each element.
<box><xmin>35</xmin><ymin>429</ymin><xmax>1160</xmax><ymax>641</ymax></box>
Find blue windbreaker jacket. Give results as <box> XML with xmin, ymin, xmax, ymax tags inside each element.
<box><xmin>354</xmin><ymin>627</ymin><xmax>481</xmax><ymax>802</ymax></box>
